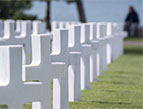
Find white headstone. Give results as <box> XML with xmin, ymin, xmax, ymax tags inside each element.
<box><xmin>69</xmin><ymin>25</ymin><xmax>92</xmax><ymax>90</ymax></box>
<box><xmin>97</xmin><ymin>23</ymin><xmax>108</xmax><ymax>75</ymax></box>
<box><xmin>25</xmin><ymin>34</ymin><xmax>67</xmax><ymax>109</ymax></box>
<box><xmin>0</xmin><ymin>20</ymin><xmax>32</xmax><ymax>65</ymax></box>
<box><xmin>82</xmin><ymin>23</ymin><xmax>99</xmax><ymax>82</ymax></box>
<box><xmin>51</xmin><ymin>29</ymin><xmax>81</xmax><ymax>102</ymax></box>
<box><xmin>0</xmin><ymin>45</ymin><xmax>41</xmax><ymax>109</ymax></box>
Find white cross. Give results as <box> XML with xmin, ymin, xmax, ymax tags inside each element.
<box><xmin>0</xmin><ymin>20</ymin><xmax>32</xmax><ymax>65</ymax></box>
<box><xmin>80</xmin><ymin>23</ymin><xmax>99</xmax><ymax>82</ymax></box>
<box><xmin>25</xmin><ymin>34</ymin><xmax>66</xmax><ymax>109</ymax></box>
<box><xmin>111</xmin><ymin>23</ymin><xmax>127</xmax><ymax>58</ymax></box>
<box><xmin>68</xmin><ymin>25</ymin><xmax>92</xmax><ymax>90</ymax></box>
<box><xmin>106</xmin><ymin>23</ymin><xmax>118</xmax><ymax>63</ymax></box>
<box><xmin>0</xmin><ymin>45</ymin><xmax>41</xmax><ymax>109</ymax></box>
<box><xmin>106</xmin><ymin>23</ymin><xmax>127</xmax><ymax>62</ymax></box>
<box><xmin>51</xmin><ymin>29</ymin><xmax>81</xmax><ymax>102</ymax></box>
<box><xmin>96</xmin><ymin>23</ymin><xmax>108</xmax><ymax>75</ymax></box>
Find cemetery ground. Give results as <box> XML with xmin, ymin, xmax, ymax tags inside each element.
<box><xmin>0</xmin><ymin>38</ymin><xmax>143</xmax><ymax>109</ymax></box>
<box><xmin>69</xmin><ymin>38</ymin><xmax>143</xmax><ymax>109</ymax></box>
<box><xmin>124</xmin><ymin>37</ymin><xmax>143</xmax><ymax>42</ymax></box>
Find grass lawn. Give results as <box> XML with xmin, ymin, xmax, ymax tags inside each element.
<box><xmin>69</xmin><ymin>45</ymin><xmax>143</xmax><ymax>109</ymax></box>
<box><xmin>124</xmin><ymin>37</ymin><xmax>143</xmax><ymax>42</ymax></box>
<box><xmin>0</xmin><ymin>42</ymin><xmax>142</xmax><ymax>109</ymax></box>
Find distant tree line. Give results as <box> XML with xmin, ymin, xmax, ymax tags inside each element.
<box><xmin>0</xmin><ymin>0</ymin><xmax>37</xmax><ymax>20</ymax></box>
<box><xmin>0</xmin><ymin>0</ymin><xmax>86</xmax><ymax>31</ymax></box>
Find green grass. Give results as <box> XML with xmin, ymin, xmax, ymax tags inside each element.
<box><xmin>0</xmin><ymin>42</ymin><xmax>143</xmax><ymax>109</ymax></box>
<box><xmin>69</xmin><ymin>45</ymin><xmax>143</xmax><ymax>109</ymax></box>
<box><xmin>124</xmin><ymin>37</ymin><xmax>143</xmax><ymax>42</ymax></box>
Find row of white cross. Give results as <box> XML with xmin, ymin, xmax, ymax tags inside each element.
<box><xmin>0</xmin><ymin>19</ymin><xmax>127</xmax><ymax>109</ymax></box>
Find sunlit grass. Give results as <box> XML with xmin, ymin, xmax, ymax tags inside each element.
<box><xmin>69</xmin><ymin>45</ymin><xmax>143</xmax><ymax>109</ymax></box>
<box><xmin>124</xmin><ymin>37</ymin><xmax>143</xmax><ymax>42</ymax></box>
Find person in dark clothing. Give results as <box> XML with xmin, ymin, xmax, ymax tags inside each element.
<box><xmin>124</xmin><ymin>6</ymin><xmax>140</xmax><ymax>37</ymax></box>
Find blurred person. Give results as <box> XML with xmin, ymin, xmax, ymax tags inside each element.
<box><xmin>124</xmin><ymin>6</ymin><xmax>140</xmax><ymax>37</ymax></box>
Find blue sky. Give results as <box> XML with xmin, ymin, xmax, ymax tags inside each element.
<box><xmin>25</xmin><ymin>0</ymin><xmax>143</xmax><ymax>23</ymax></box>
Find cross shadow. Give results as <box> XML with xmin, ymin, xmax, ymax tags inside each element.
<box><xmin>124</xmin><ymin>46</ymin><xmax>143</xmax><ymax>55</ymax></box>
<box><xmin>89</xmin><ymin>100</ymin><xmax>131</xmax><ymax>105</ymax></box>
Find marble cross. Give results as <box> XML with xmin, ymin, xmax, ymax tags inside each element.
<box><xmin>0</xmin><ymin>20</ymin><xmax>32</xmax><ymax>65</ymax></box>
<box><xmin>0</xmin><ymin>45</ymin><xmax>41</xmax><ymax>109</ymax></box>
<box><xmin>51</xmin><ymin>29</ymin><xmax>81</xmax><ymax>102</ymax></box>
<box><xmin>25</xmin><ymin>34</ymin><xmax>67</xmax><ymax>109</ymax></box>
<box><xmin>68</xmin><ymin>25</ymin><xmax>92</xmax><ymax>90</ymax></box>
